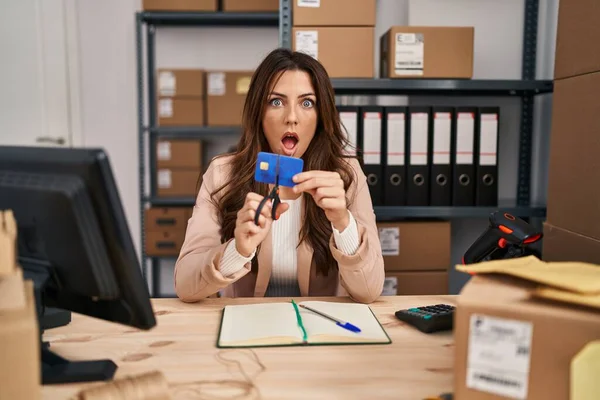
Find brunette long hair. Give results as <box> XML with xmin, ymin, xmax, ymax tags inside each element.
<box><xmin>210</xmin><ymin>48</ymin><xmax>355</xmax><ymax>276</ymax></box>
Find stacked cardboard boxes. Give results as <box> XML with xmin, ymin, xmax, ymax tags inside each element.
<box><xmin>155</xmin><ymin>139</ymin><xmax>203</xmax><ymax>198</ymax></box>
<box><xmin>145</xmin><ymin>207</ymin><xmax>191</xmax><ymax>256</ymax></box>
<box><xmin>542</xmin><ymin>0</ymin><xmax>600</xmax><ymax>263</ymax></box>
<box><xmin>378</xmin><ymin>221</ymin><xmax>450</xmax><ymax>295</ymax></box>
<box><xmin>142</xmin><ymin>0</ymin><xmax>217</xmax><ymax>11</ymax></box>
<box><xmin>157</xmin><ymin>69</ymin><xmax>205</xmax><ymax>126</ymax></box>
<box><xmin>292</xmin><ymin>0</ymin><xmax>376</xmax><ymax>78</ymax></box>
<box><xmin>453</xmin><ymin>5</ymin><xmax>600</xmax><ymax>398</ymax></box>
<box><xmin>143</xmin><ymin>0</ymin><xmax>277</xmax><ymax>12</ymax></box>
<box><xmin>156</xmin><ymin>68</ymin><xmax>253</xmax><ymax>127</ymax></box>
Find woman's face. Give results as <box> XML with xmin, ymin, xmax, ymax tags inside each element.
<box><xmin>262</xmin><ymin>69</ymin><xmax>317</xmax><ymax>158</ymax></box>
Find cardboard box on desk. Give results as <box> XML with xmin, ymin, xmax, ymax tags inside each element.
<box><xmin>380</xmin><ymin>26</ymin><xmax>474</xmax><ymax>79</ymax></box>
<box><xmin>0</xmin><ymin>277</ymin><xmax>40</xmax><ymax>400</ymax></box>
<box><xmin>454</xmin><ymin>257</ymin><xmax>600</xmax><ymax>400</ymax></box>
<box><xmin>554</xmin><ymin>0</ymin><xmax>600</xmax><ymax>80</ymax></box>
<box><xmin>223</xmin><ymin>0</ymin><xmax>278</xmax><ymax>12</ymax></box>
<box><xmin>206</xmin><ymin>70</ymin><xmax>253</xmax><ymax>126</ymax></box>
<box><xmin>142</xmin><ymin>0</ymin><xmax>217</xmax><ymax>12</ymax></box>
<box><xmin>293</xmin><ymin>27</ymin><xmax>374</xmax><ymax>78</ymax></box>
<box><xmin>293</xmin><ymin>0</ymin><xmax>376</xmax><ymax>27</ymax></box>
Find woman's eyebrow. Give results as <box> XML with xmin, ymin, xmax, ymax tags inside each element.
<box><xmin>269</xmin><ymin>91</ymin><xmax>316</xmax><ymax>98</ymax></box>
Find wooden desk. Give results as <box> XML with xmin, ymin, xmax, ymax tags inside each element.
<box><xmin>42</xmin><ymin>295</ymin><xmax>455</xmax><ymax>400</ymax></box>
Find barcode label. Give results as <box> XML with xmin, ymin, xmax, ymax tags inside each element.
<box><xmin>466</xmin><ymin>314</ymin><xmax>533</xmax><ymax>399</ymax></box>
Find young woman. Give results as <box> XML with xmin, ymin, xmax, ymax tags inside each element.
<box><xmin>174</xmin><ymin>48</ymin><xmax>384</xmax><ymax>303</ymax></box>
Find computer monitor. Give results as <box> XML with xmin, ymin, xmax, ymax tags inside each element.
<box><xmin>0</xmin><ymin>145</ymin><xmax>156</xmax><ymax>385</ymax></box>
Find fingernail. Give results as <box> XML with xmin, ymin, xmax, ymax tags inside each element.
<box><xmin>293</xmin><ymin>186</ymin><xmax>298</xmax><ymax>193</ymax></box>
<box><xmin>292</xmin><ymin>175</ymin><xmax>298</xmax><ymax>182</ymax></box>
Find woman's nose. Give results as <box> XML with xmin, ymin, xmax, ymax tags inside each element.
<box><xmin>285</xmin><ymin>105</ymin><xmax>298</xmax><ymax>125</ymax></box>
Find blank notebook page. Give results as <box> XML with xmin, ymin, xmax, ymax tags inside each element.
<box><xmin>298</xmin><ymin>301</ymin><xmax>389</xmax><ymax>342</ymax></box>
<box><xmin>220</xmin><ymin>303</ymin><xmax>301</xmax><ymax>344</ymax></box>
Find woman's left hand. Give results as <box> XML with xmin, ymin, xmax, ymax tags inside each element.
<box><xmin>292</xmin><ymin>171</ymin><xmax>349</xmax><ymax>231</ymax></box>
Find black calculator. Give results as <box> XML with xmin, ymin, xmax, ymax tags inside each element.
<box><xmin>394</xmin><ymin>304</ymin><xmax>455</xmax><ymax>333</ymax></box>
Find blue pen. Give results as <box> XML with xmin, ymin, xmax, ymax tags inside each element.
<box><xmin>299</xmin><ymin>304</ymin><xmax>361</xmax><ymax>333</ymax></box>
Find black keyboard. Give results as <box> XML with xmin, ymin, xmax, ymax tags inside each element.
<box><xmin>394</xmin><ymin>304</ymin><xmax>455</xmax><ymax>333</ymax></box>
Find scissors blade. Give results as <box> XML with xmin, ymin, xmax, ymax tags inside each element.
<box><xmin>275</xmin><ymin>155</ymin><xmax>280</xmax><ymax>187</ymax></box>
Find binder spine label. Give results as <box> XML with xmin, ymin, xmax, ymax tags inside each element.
<box><xmin>339</xmin><ymin>112</ymin><xmax>358</xmax><ymax>156</ymax></box>
<box><xmin>363</xmin><ymin>112</ymin><xmax>381</xmax><ymax>165</ymax></box>
<box><xmin>433</xmin><ymin>112</ymin><xmax>451</xmax><ymax>164</ymax></box>
<box><xmin>387</xmin><ymin>113</ymin><xmax>405</xmax><ymax>166</ymax></box>
<box><xmin>410</xmin><ymin>112</ymin><xmax>429</xmax><ymax>165</ymax></box>
<box><xmin>295</xmin><ymin>30</ymin><xmax>319</xmax><ymax>60</ymax></box>
<box><xmin>479</xmin><ymin>114</ymin><xmax>499</xmax><ymax>166</ymax></box>
<box><xmin>456</xmin><ymin>112</ymin><xmax>475</xmax><ymax>164</ymax></box>
<box><xmin>394</xmin><ymin>33</ymin><xmax>424</xmax><ymax>76</ymax></box>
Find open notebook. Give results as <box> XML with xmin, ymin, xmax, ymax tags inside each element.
<box><xmin>217</xmin><ymin>301</ymin><xmax>391</xmax><ymax>348</ymax></box>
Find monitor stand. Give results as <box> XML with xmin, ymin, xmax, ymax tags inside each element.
<box><xmin>20</xmin><ymin>259</ymin><xmax>117</xmax><ymax>384</ymax></box>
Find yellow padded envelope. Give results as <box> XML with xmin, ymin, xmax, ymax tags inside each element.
<box><xmin>456</xmin><ymin>255</ymin><xmax>600</xmax><ymax>310</ymax></box>
<box><xmin>456</xmin><ymin>255</ymin><xmax>600</xmax><ymax>294</ymax></box>
<box><xmin>571</xmin><ymin>341</ymin><xmax>600</xmax><ymax>400</ymax></box>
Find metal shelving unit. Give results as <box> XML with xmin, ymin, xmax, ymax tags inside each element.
<box><xmin>136</xmin><ymin>10</ymin><xmax>279</xmax><ymax>297</ymax></box>
<box><xmin>137</xmin><ymin>0</ymin><xmax>552</xmax><ymax>296</ymax></box>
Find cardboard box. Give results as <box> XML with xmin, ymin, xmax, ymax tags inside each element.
<box><xmin>156</xmin><ymin>169</ymin><xmax>199</xmax><ymax>197</ymax></box>
<box><xmin>158</xmin><ymin>98</ymin><xmax>204</xmax><ymax>126</ymax></box>
<box><xmin>380</xmin><ymin>26</ymin><xmax>474</xmax><ymax>79</ymax></box>
<box><xmin>454</xmin><ymin>273</ymin><xmax>600</xmax><ymax>400</ymax></box>
<box><xmin>377</xmin><ymin>221</ymin><xmax>451</xmax><ymax>271</ymax></box>
<box><xmin>157</xmin><ymin>69</ymin><xmax>204</xmax><ymax>98</ymax></box>
<box><xmin>383</xmin><ymin>271</ymin><xmax>448</xmax><ymax>295</ymax></box>
<box><xmin>293</xmin><ymin>27</ymin><xmax>374</xmax><ymax>78</ymax></box>
<box><xmin>0</xmin><ymin>280</ymin><xmax>40</xmax><ymax>400</ymax></box>
<box><xmin>156</xmin><ymin>139</ymin><xmax>203</xmax><ymax>169</ymax></box>
<box><xmin>223</xmin><ymin>0</ymin><xmax>278</xmax><ymax>12</ymax></box>
<box><xmin>142</xmin><ymin>0</ymin><xmax>217</xmax><ymax>12</ymax></box>
<box><xmin>542</xmin><ymin>222</ymin><xmax>600</xmax><ymax>264</ymax></box>
<box><xmin>145</xmin><ymin>230</ymin><xmax>186</xmax><ymax>256</ymax></box>
<box><xmin>554</xmin><ymin>0</ymin><xmax>600</xmax><ymax>80</ymax></box>
<box><xmin>145</xmin><ymin>207</ymin><xmax>191</xmax><ymax>232</ymax></box>
<box><xmin>206</xmin><ymin>70</ymin><xmax>253</xmax><ymax>126</ymax></box>
<box><xmin>546</xmin><ymin>71</ymin><xmax>600</xmax><ymax>240</ymax></box>
<box><xmin>293</xmin><ymin>0</ymin><xmax>376</xmax><ymax>27</ymax></box>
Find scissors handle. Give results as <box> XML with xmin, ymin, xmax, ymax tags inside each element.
<box><xmin>253</xmin><ymin>186</ymin><xmax>280</xmax><ymax>226</ymax></box>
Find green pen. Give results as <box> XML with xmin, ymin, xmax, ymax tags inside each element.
<box><xmin>291</xmin><ymin>299</ymin><xmax>308</xmax><ymax>344</ymax></box>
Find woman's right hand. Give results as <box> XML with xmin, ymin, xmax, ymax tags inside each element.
<box><xmin>234</xmin><ymin>192</ymin><xmax>289</xmax><ymax>257</ymax></box>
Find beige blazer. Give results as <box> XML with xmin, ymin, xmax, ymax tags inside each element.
<box><xmin>174</xmin><ymin>155</ymin><xmax>384</xmax><ymax>303</ymax></box>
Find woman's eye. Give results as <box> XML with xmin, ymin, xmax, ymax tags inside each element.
<box><xmin>302</xmin><ymin>99</ymin><xmax>314</xmax><ymax>108</ymax></box>
<box><xmin>270</xmin><ymin>98</ymin><xmax>283</xmax><ymax>107</ymax></box>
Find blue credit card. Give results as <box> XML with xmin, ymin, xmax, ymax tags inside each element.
<box><xmin>255</xmin><ymin>152</ymin><xmax>304</xmax><ymax>188</ymax></box>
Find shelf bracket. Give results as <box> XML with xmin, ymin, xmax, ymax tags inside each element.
<box><xmin>279</xmin><ymin>0</ymin><xmax>292</xmax><ymax>49</ymax></box>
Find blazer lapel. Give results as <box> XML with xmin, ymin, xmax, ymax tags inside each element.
<box><xmin>297</xmin><ymin>197</ymin><xmax>313</xmax><ymax>296</ymax></box>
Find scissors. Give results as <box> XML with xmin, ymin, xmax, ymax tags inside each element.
<box><xmin>254</xmin><ymin>155</ymin><xmax>281</xmax><ymax>225</ymax></box>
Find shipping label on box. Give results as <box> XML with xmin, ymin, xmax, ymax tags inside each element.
<box><xmin>379</xmin><ymin>226</ymin><xmax>399</xmax><ymax>256</ymax></box>
<box><xmin>466</xmin><ymin>314</ymin><xmax>533</xmax><ymax>399</ymax></box>
<box><xmin>394</xmin><ymin>33</ymin><xmax>424</xmax><ymax>76</ymax></box>
<box><xmin>295</xmin><ymin>31</ymin><xmax>318</xmax><ymax>59</ymax></box>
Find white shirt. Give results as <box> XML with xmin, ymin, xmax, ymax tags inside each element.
<box><xmin>219</xmin><ymin>196</ymin><xmax>360</xmax><ymax>289</ymax></box>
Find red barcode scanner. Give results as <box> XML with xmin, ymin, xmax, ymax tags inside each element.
<box><xmin>462</xmin><ymin>211</ymin><xmax>543</xmax><ymax>267</ymax></box>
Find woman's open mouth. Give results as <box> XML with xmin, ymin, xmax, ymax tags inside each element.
<box><xmin>280</xmin><ymin>132</ymin><xmax>299</xmax><ymax>156</ymax></box>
